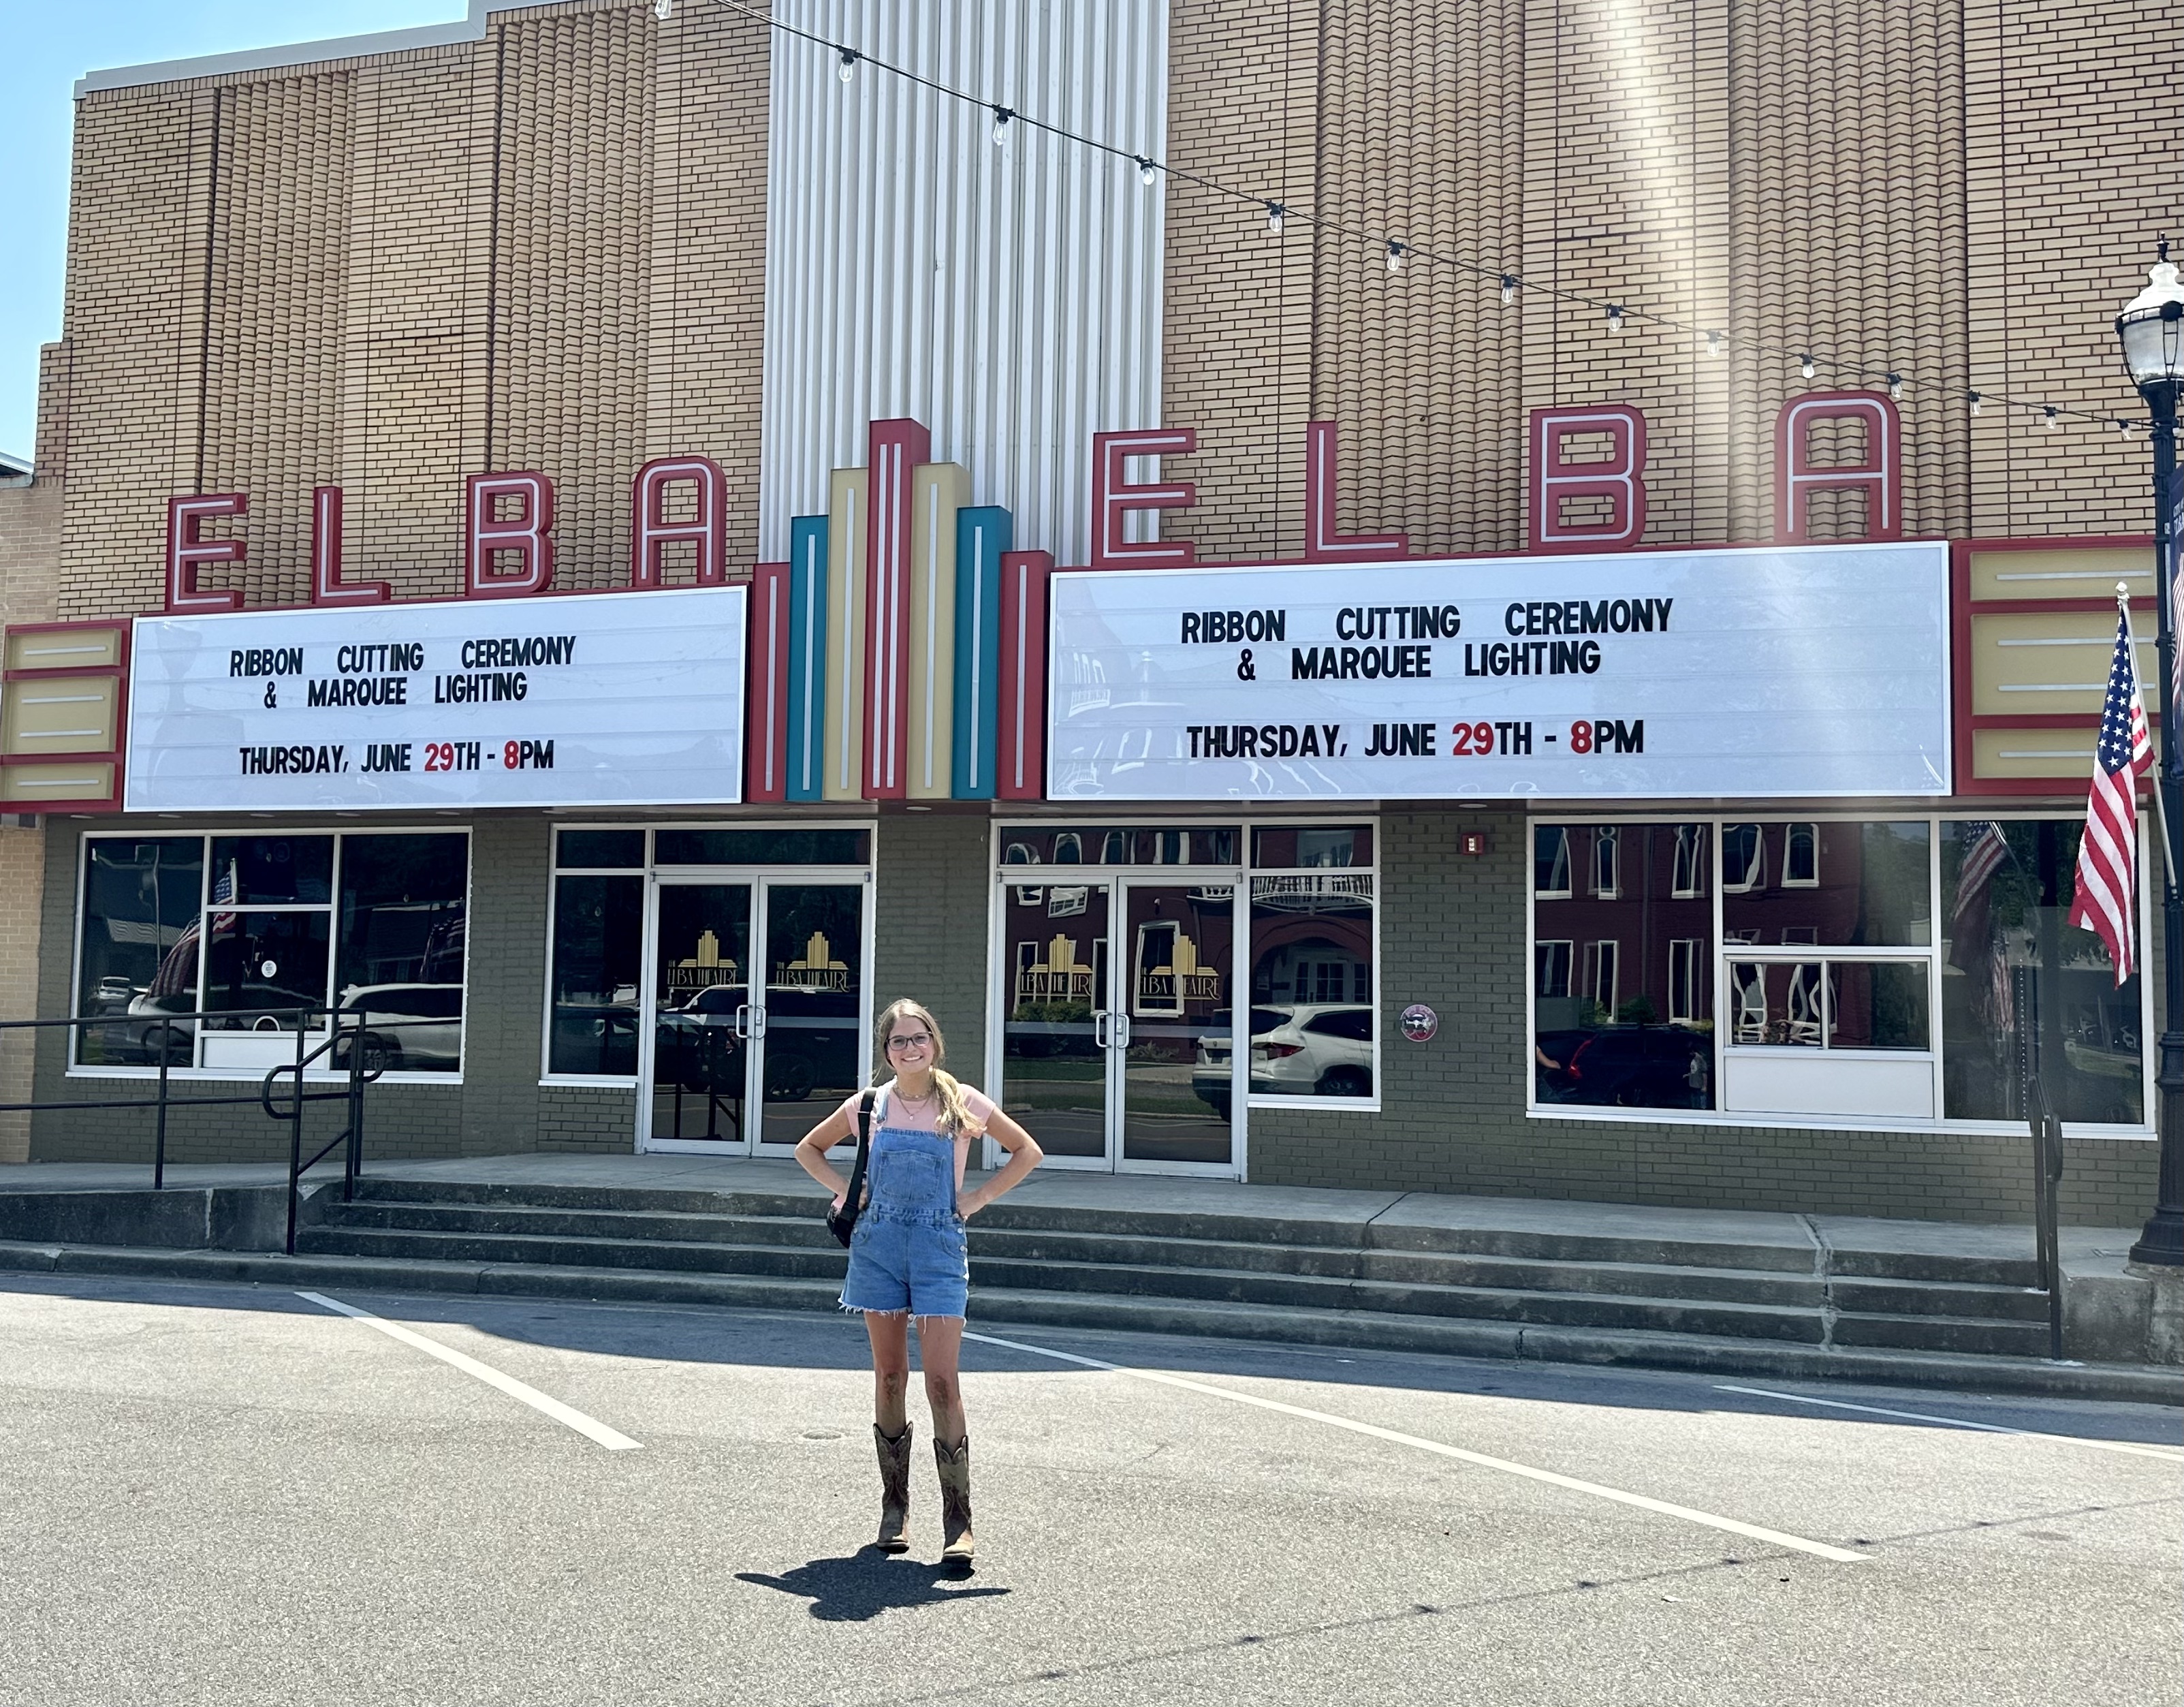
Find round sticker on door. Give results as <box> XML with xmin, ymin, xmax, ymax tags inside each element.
<box><xmin>1399</xmin><ymin>1003</ymin><xmax>1438</xmax><ymax>1043</ymax></box>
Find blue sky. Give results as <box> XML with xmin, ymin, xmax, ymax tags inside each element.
<box><xmin>1</xmin><ymin>3</ymin><xmax>465</xmax><ymax>461</ymax></box>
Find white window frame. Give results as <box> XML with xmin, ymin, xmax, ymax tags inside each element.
<box><xmin>69</xmin><ymin>826</ymin><xmax>471</xmax><ymax>1084</ymax></box>
<box><xmin>1536</xmin><ymin>939</ymin><xmax>1574</xmax><ymax>1001</ymax></box>
<box><xmin>1672</xmin><ymin>824</ymin><xmax>1706</xmax><ymax>898</ymax></box>
<box><xmin>1534</xmin><ymin>826</ymin><xmax>1572</xmax><ymax>898</ymax></box>
<box><xmin>1593</xmin><ymin>826</ymin><xmax>1620</xmax><ymax>899</ymax></box>
<box><xmin>1722</xmin><ymin>822</ymin><xmax>1767</xmax><ymax>893</ymax></box>
<box><xmin>1588</xmin><ymin>939</ymin><xmax>1619</xmax><ymax>1018</ymax></box>
<box><xmin>1668</xmin><ymin>937</ymin><xmax>1704</xmax><ymax>1024</ymax></box>
<box><xmin>1525</xmin><ymin>811</ymin><xmax>2156</xmax><ymax>1139</ymax></box>
<box><xmin>1784</xmin><ymin>821</ymin><xmax>1820</xmax><ymax>888</ymax></box>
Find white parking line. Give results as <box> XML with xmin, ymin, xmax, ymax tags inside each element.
<box><xmin>1714</xmin><ymin>1383</ymin><xmax>2184</xmax><ymax>1463</ymax></box>
<box><xmin>963</xmin><ymin>1328</ymin><xmax>1868</xmax><ymax>1563</ymax></box>
<box><xmin>296</xmin><ymin>1291</ymin><xmax>642</xmax><ymax>1451</ymax></box>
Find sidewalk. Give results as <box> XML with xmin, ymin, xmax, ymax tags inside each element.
<box><xmin>0</xmin><ymin>1148</ymin><xmax>2141</xmax><ymax>1264</ymax></box>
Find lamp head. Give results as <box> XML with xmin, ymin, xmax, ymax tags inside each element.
<box><xmin>2117</xmin><ymin>243</ymin><xmax>2184</xmax><ymax>392</ymax></box>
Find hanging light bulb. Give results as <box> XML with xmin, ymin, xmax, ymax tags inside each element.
<box><xmin>1968</xmin><ymin>390</ymin><xmax>1983</xmax><ymax>416</ymax></box>
<box><xmin>1386</xmin><ymin>240</ymin><xmax>1406</xmax><ymax>274</ymax></box>
<box><xmin>1137</xmin><ymin>157</ymin><xmax>1158</xmax><ymax>189</ymax></box>
<box><xmin>1500</xmin><ymin>275</ymin><xmax>1517</xmax><ymax>306</ymax></box>
<box><xmin>991</xmin><ymin>106</ymin><xmax>1013</xmax><ymax>146</ymax></box>
<box><xmin>1606</xmin><ymin>304</ymin><xmax>1626</xmax><ymax>333</ymax></box>
<box><xmin>2044</xmin><ymin>405</ymin><xmax>2060</xmax><ymax>429</ymax></box>
<box><xmin>1265</xmin><ymin>202</ymin><xmax>1286</xmax><ymax>237</ymax></box>
<box><xmin>1705</xmin><ymin>330</ymin><xmax>1723</xmax><ymax>356</ymax></box>
<box><xmin>1799</xmin><ymin>352</ymin><xmax>1816</xmax><ymax>379</ymax></box>
<box><xmin>1886</xmin><ymin>373</ymin><xmax>1903</xmax><ymax>401</ymax></box>
<box><xmin>838</xmin><ymin>48</ymin><xmax>858</xmax><ymax>82</ymax></box>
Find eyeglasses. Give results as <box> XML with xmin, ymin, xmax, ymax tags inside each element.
<box><xmin>886</xmin><ymin>1033</ymin><xmax>933</xmax><ymax>1052</ymax></box>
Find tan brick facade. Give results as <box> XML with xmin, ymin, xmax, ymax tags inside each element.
<box><xmin>33</xmin><ymin>1</ymin><xmax>2178</xmax><ymax>590</ymax></box>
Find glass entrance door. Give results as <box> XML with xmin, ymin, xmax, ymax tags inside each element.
<box><xmin>648</xmin><ymin>882</ymin><xmax>755</xmax><ymax>1146</ymax></box>
<box><xmin>994</xmin><ymin>874</ymin><xmax>1239</xmax><ymax>1172</ymax></box>
<box><xmin>997</xmin><ymin>873</ymin><xmax>1110</xmax><ymax>1158</ymax></box>
<box><xmin>643</xmin><ymin>875</ymin><xmax>871</xmax><ymax>1153</ymax></box>
<box><xmin>1115</xmin><ymin>881</ymin><xmax>1237</xmax><ymax>1166</ymax></box>
<box><xmin>754</xmin><ymin>881</ymin><xmax>868</xmax><ymax>1149</ymax></box>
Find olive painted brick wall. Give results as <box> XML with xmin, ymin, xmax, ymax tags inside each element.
<box><xmin>872</xmin><ymin>811</ymin><xmax>990</xmax><ymax>1094</ymax></box>
<box><xmin>1244</xmin><ymin>809</ymin><xmax>2160</xmax><ymax>1226</ymax></box>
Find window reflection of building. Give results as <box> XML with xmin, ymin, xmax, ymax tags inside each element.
<box><xmin>1532</xmin><ymin>815</ymin><xmax>2148</xmax><ymax>1128</ymax></box>
<box><xmin>1017</xmin><ymin>935</ymin><xmax>1097</xmax><ymax>1007</ymax></box>
<box><xmin>1133</xmin><ymin>924</ymin><xmax>1220</xmax><ymax>1016</ymax></box>
<box><xmin>774</xmin><ymin>930</ymin><xmax>849</xmax><ymax>992</ymax></box>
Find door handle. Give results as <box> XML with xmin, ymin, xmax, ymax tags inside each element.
<box><xmin>1093</xmin><ymin>1010</ymin><xmax>1109</xmax><ymax>1049</ymax></box>
<box><xmin>749</xmin><ymin>1005</ymin><xmax>767</xmax><ymax>1039</ymax></box>
<box><xmin>1113</xmin><ymin>1012</ymin><xmax>1132</xmax><ymax>1050</ymax></box>
<box><xmin>733</xmin><ymin>1004</ymin><xmax>752</xmax><ymax>1040</ymax></box>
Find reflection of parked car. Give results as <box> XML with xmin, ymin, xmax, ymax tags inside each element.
<box><xmin>334</xmin><ymin>983</ymin><xmax>464</xmax><ymax>1071</ymax></box>
<box><xmin>1536</xmin><ymin>1025</ymin><xmax>1711</xmax><ymax>1108</ymax></box>
<box><xmin>1194</xmin><ymin>1003</ymin><xmax>1375</xmax><ymax>1114</ymax></box>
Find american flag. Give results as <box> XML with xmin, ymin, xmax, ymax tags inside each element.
<box><xmin>1949</xmin><ymin>820</ymin><xmax>2014</xmax><ymax>1029</ymax></box>
<box><xmin>2067</xmin><ymin>609</ymin><xmax>2152</xmax><ymax>985</ymax></box>
<box><xmin>2168</xmin><ymin>469</ymin><xmax>2184</xmax><ymax>714</ymax></box>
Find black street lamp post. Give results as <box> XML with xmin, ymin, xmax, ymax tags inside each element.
<box><xmin>2118</xmin><ymin>247</ymin><xmax>2184</xmax><ymax>1268</ymax></box>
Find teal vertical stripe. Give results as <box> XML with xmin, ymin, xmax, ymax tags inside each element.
<box><xmin>951</xmin><ymin>506</ymin><xmax>1010</xmax><ymax>798</ymax></box>
<box><xmin>786</xmin><ymin>514</ymin><xmax>829</xmax><ymax>802</ymax></box>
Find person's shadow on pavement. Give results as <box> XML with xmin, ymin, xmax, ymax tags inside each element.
<box><xmin>736</xmin><ymin>1553</ymin><xmax>1011</xmax><ymax>1622</ymax></box>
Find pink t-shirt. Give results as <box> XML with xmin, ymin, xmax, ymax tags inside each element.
<box><xmin>831</xmin><ymin>1080</ymin><xmax>996</xmax><ymax>1189</ymax></box>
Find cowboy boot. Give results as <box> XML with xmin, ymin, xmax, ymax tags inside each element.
<box><xmin>873</xmin><ymin>1423</ymin><xmax>913</xmax><ymax>1553</ymax></box>
<box><xmin>934</xmin><ymin>1435</ymin><xmax>975</xmax><ymax>1564</ymax></box>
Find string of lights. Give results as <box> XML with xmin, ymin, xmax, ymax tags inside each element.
<box><xmin>699</xmin><ymin>0</ymin><xmax>2149</xmax><ymax>435</ymax></box>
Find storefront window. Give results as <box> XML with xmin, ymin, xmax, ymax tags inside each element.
<box><xmin>74</xmin><ymin>831</ymin><xmax>469</xmax><ymax>1072</ymax></box>
<box><xmin>1532</xmin><ymin>815</ymin><xmax>2149</xmax><ymax>1127</ymax></box>
<box><xmin>1941</xmin><ymin>819</ymin><xmax>2142</xmax><ymax>1124</ymax></box>
<box><xmin>1249</xmin><ymin>870</ymin><xmax>1374</xmax><ymax>1100</ymax></box>
<box><xmin>334</xmin><ymin>834</ymin><xmax>469</xmax><ymax>1074</ymax></box>
<box><xmin>999</xmin><ymin>826</ymin><xmax>1241</xmax><ymax>866</ymax></box>
<box><xmin>1533</xmin><ymin>824</ymin><xmax>1713</xmax><ymax>1110</ymax></box>
<box><xmin>1722</xmin><ymin>821</ymin><xmax>1930</xmax><ymax>946</ymax></box>
<box><xmin>654</xmin><ymin>828</ymin><xmax>869</xmax><ymax>865</ymax></box>
<box><xmin>556</xmin><ymin>828</ymin><xmax>644</xmax><ymax>869</ymax></box>
<box><xmin>74</xmin><ymin>837</ymin><xmax>202</xmax><ymax>1065</ymax></box>
<box><xmin>549</xmin><ymin>875</ymin><xmax>644</xmax><ymax>1076</ymax></box>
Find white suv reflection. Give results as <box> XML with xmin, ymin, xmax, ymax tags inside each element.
<box><xmin>1194</xmin><ymin>1003</ymin><xmax>1374</xmax><ymax>1113</ymax></box>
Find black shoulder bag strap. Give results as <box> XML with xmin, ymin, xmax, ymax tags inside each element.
<box><xmin>827</xmin><ymin>1086</ymin><xmax>879</xmax><ymax>1247</ymax></box>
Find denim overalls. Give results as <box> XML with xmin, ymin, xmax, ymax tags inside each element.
<box><xmin>840</xmin><ymin>1095</ymin><xmax>970</xmax><ymax>1319</ymax></box>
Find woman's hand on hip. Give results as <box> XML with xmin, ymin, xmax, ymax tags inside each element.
<box><xmin>956</xmin><ymin>1187</ymin><xmax>987</xmax><ymax>1220</ymax></box>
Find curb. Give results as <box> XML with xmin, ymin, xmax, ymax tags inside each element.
<box><xmin>4</xmin><ymin>1240</ymin><xmax>2176</xmax><ymax>1407</ymax></box>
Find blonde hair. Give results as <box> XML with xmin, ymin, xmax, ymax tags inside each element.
<box><xmin>874</xmin><ymin>997</ymin><xmax>975</xmax><ymax>1137</ymax></box>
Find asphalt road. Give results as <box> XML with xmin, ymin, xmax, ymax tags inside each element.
<box><xmin>0</xmin><ymin>1272</ymin><xmax>2177</xmax><ymax>1707</ymax></box>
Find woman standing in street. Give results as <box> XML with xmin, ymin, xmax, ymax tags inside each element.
<box><xmin>795</xmin><ymin>997</ymin><xmax>1043</xmax><ymax>1565</ymax></box>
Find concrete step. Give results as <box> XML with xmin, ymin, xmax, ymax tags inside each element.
<box><xmin>1832</xmin><ymin>1274</ymin><xmax>2053</xmax><ymax>1323</ymax></box>
<box><xmin>1825</xmin><ymin>1244</ymin><xmax>2041</xmax><ymax>1289</ymax></box>
<box><xmin>1</xmin><ymin>1238</ymin><xmax>2172</xmax><ymax>1406</ymax></box>
<box><xmin>304</xmin><ymin>1224</ymin><xmax>1824</xmax><ymax>1341</ymax></box>
<box><xmin>326</xmin><ymin>1199</ymin><xmax>842</xmax><ymax>1250</ymax></box>
<box><xmin>1831</xmin><ymin>1311</ymin><xmax>2054</xmax><ymax>1359</ymax></box>
<box><xmin>324</xmin><ymin>1199</ymin><xmax>1829</xmax><ymax>1306</ymax></box>
<box><xmin>348</xmin><ymin>1175</ymin><xmax>1826</xmax><ymax>1273</ymax></box>
<box><xmin>968</xmin><ymin>1253</ymin><xmax>1827</xmax><ymax>1342</ymax></box>
<box><xmin>301</xmin><ymin>1224</ymin><xmax>852</xmax><ymax>1280</ymax></box>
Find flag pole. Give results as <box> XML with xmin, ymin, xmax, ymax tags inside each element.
<box><xmin>2119</xmin><ymin>583</ymin><xmax>2180</xmax><ymax>899</ymax></box>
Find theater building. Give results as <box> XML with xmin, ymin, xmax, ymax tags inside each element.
<box><xmin>1</xmin><ymin>0</ymin><xmax>2177</xmax><ymax>1227</ymax></box>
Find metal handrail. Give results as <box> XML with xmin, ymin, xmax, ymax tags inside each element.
<box><xmin>0</xmin><ymin>1001</ymin><xmax>443</xmax><ymax>1253</ymax></box>
<box><xmin>2026</xmin><ymin>1076</ymin><xmax>2068</xmax><ymax>1362</ymax></box>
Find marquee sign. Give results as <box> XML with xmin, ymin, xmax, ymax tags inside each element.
<box><xmin>1045</xmin><ymin>541</ymin><xmax>1951</xmax><ymax>801</ymax></box>
<box><xmin>125</xmin><ymin>585</ymin><xmax>747</xmax><ymax>811</ymax></box>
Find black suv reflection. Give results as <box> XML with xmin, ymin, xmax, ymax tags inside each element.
<box><xmin>1536</xmin><ymin>1025</ymin><xmax>1711</xmax><ymax>1109</ymax></box>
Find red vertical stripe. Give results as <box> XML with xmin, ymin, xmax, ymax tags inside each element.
<box><xmin>996</xmin><ymin>550</ymin><xmax>1054</xmax><ymax>801</ymax></box>
<box><xmin>862</xmin><ymin>418</ymin><xmax>930</xmax><ymax>798</ymax></box>
<box><xmin>745</xmin><ymin>561</ymin><xmax>791</xmax><ymax>804</ymax></box>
